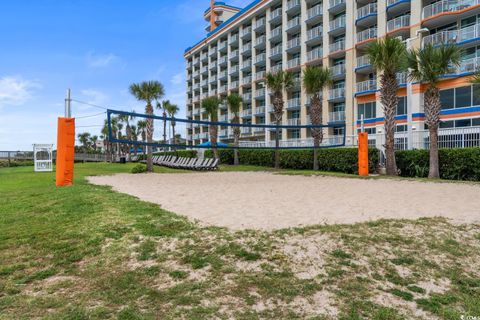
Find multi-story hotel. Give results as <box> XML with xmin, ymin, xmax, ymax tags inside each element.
<box><xmin>184</xmin><ymin>0</ymin><xmax>480</xmax><ymax>150</ymax></box>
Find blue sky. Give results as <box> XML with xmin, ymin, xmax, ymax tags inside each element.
<box><xmin>0</xmin><ymin>0</ymin><xmax>250</xmax><ymax>150</ymax></box>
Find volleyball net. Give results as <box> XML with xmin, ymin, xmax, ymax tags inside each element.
<box><xmin>107</xmin><ymin>109</ymin><xmax>346</xmax><ymax>150</ymax></box>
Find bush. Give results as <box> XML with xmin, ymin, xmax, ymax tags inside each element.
<box><xmin>205</xmin><ymin>148</ymin><xmax>379</xmax><ymax>174</ymax></box>
<box><xmin>131</xmin><ymin>164</ymin><xmax>147</xmax><ymax>174</ymax></box>
<box><xmin>0</xmin><ymin>160</ymin><xmax>34</xmax><ymax>168</ymax></box>
<box><xmin>396</xmin><ymin>148</ymin><xmax>480</xmax><ymax>181</ymax></box>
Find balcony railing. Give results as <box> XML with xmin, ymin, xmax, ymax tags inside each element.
<box><xmin>397</xmin><ymin>72</ymin><xmax>407</xmax><ymax>85</ymax></box>
<box><xmin>219</xmin><ymin>85</ymin><xmax>227</xmax><ymax>94</ymax></box>
<box><xmin>286</xmin><ymin>0</ymin><xmax>300</xmax><ymax>11</ymax></box>
<box><xmin>422</xmin><ymin>23</ymin><xmax>480</xmax><ymax>47</ymax></box>
<box><xmin>287</xmin><ymin>57</ymin><xmax>301</xmax><ymax>69</ymax></box>
<box><xmin>356</xmin><ymin>55</ymin><xmax>371</xmax><ymax>69</ymax></box>
<box><xmin>241</xmin><ymin>26</ymin><xmax>252</xmax><ymax>38</ymax></box>
<box><xmin>209</xmin><ymin>48</ymin><xmax>217</xmax><ymax>56</ymax></box>
<box><xmin>287</xmin><ymin>16</ymin><xmax>301</xmax><ymax>30</ymax></box>
<box><xmin>218</xmin><ymin>56</ymin><xmax>228</xmax><ymax>65</ymax></box>
<box><xmin>230</xmin><ymin>81</ymin><xmax>239</xmax><ymax>90</ymax></box>
<box><xmin>255</xmin><ymin>35</ymin><xmax>266</xmax><ymax>47</ymax></box>
<box><xmin>329</xmin><ymin>16</ymin><xmax>346</xmax><ymax>31</ymax></box>
<box><xmin>255</xmin><ymin>106</ymin><xmax>266</xmax><ymax>114</ymax></box>
<box><xmin>271</xmin><ymin>64</ymin><xmax>283</xmax><ymax>73</ymax></box>
<box><xmin>329</xmin><ymin>87</ymin><xmax>345</xmax><ymax>100</ymax></box>
<box><xmin>241</xmin><ymin>109</ymin><xmax>252</xmax><ymax>117</ymax></box>
<box><xmin>357</xmin><ymin>3</ymin><xmax>377</xmax><ymax>20</ymax></box>
<box><xmin>254</xmin><ymin>17</ymin><xmax>266</xmax><ymax>30</ymax></box>
<box><xmin>307</xmin><ymin>47</ymin><xmax>323</xmax><ymax>61</ymax></box>
<box><xmin>307</xmin><ymin>25</ymin><xmax>323</xmax><ymax>41</ymax></box>
<box><xmin>241</xmin><ymin>127</ymin><xmax>252</xmax><ymax>135</ymax></box>
<box><xmin>242</xmin><ymin>92</ymin><xmax>252</xmax><ymax>101</ymax></box>
<box><xmin>287</xmin><ymin>118</ymin><xmax>301</xmax><ymax>126</ymax></box>
<box><xmin>254</xmin><ymin>71</ymin><xmax>266</xmax><ymax>81</ymax></box>
<box><xmin>287</xmin><ymin>37</ymin><xmax>301</xmax><ymax>50</ymax></box>
<box><xmin>229</xmin><ymin>34</ymin><xmax>239</xmax><ymax>45</ymax></box>
<box><xmin>287</xmin><ymin>98</ymin><xmax>301</xmax><ymax>109</ymax></box>
<box><xmin>329</xmin><ymin>110</ymin><xmax>346</xmax><ymax>122</ymax></box>
<box><xmin>241</xmin><ymin>43</ymin><xmax>252</xmax><ymax>54</ymax></box>
<box><xmin>242</xmin><ymin>76</ymin><xmax>252</xmax><ymax>85</ymax></box>
<box><xmin>422</xmin><ymin>0</ymin><xmax>480</xmax><ymax>20</ymax></box>
<box><xmin>270</xmin><ymin>26</ymin><xmax>282</xmax><ymax>40</ymax></box>
<box><xmin>329</xmin><ymin>40</ymin><xmax>345</xmax><ymax>53</ymax></box>
<box><xmin>254</xmin><ymin>53</ymin><xmax>267</xmax><ymax>64</ymax></box>
<box><xmin>387</xmin><ymin>15</ymin><xmax>410</xmax><ymax>33</ymax></box>
<box><xmin>329</xmin><ymin>0</ymin><xmax>346</xmax><ymax>9</ymax></box>
<box><xmin>331</xmin><ymin>64</ymin><xmax>346</xmax><ymax>77</ymax></box>
<box><xmin>357</xmin><ymin>27</ymin><xmax>377</xmax><ymax>43</ymax></box>
<box><xmin>229</xmin><ymin>65</ymin><xmax>239</xmax><ymax>75</ymax></box>
<box><xmin>270</xmin><ymin>7</ymin><xmax>282</xmax><ymax>21</ymax></box>
<box><xmin>231</xmin><ymin>49</ymin><xmax>239</xmax><ymax>59</ymax></box>
<box><xmin>270</xmin><ymin>45</ymin><xmax>283</xmax><ymax>57</ymax></box>
<box><xmin>307</xmin><ymin>4</ymin><xmax>323</xmax><ymax>20</ymax></box>
<box><xmin>209</xmin><ymin>75</ymin><xmax>217</xmax><ymax>83</ymax></box>
<box><xmin>255</xmin><ymin>88</ymin><xmax>266</xmax><ymax>97</ymax></box>
<box><xmin>242</xmin><ymin>59</ymin><xmax>252</xmax><ymax>70</ymax></box>
<box><xmin>218</xmin><ymin>41</ymin><xmax>227</xmax><ymax>51</ymax></box>
<box><xmin>218</xmin><ymin>70</ymin><xmax>227</xmax><ymax>79</ymax></box>
<box><xmin>356</xmin><ymin>79</ymin><xmax>377</xmax><ymax>93</ymax></box>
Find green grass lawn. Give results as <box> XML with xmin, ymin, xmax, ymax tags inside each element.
<box><xmin>0</xmin><ymin>163</ymin><xmax>479</xmax><ymax>319</ymax></box>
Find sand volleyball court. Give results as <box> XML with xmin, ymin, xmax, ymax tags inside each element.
<box><xmin>88</xmin><ymin>172</ymin><xmax>480</xmax><ymax>230</ymax></box>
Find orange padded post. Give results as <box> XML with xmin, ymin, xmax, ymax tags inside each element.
<box><xmin>358</xmin><ymin>132</ymin><xmax>369</xmax><ymax>177</ymax></box>
<box><xmin>56</xmin><ymin>117</ymin><xmax>75</xmax><ymax>186</ymax></box>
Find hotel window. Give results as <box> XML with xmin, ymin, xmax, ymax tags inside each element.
<box><xmin>396</xmin><ymin>96</ymin><xmax>406</xmax><ymax>115</ymax></box>
<box><xmin>396</xmin><ymin>124</ymin><xmax>407</xmax><ymax>132</ymax></box>
<box><xmin>357</xmin><ymin>128</ymin><xmax>376</xmax><ymax>134</ymax></box>
<box><xmin>358</xmin><ymin>102</ymin><xmax>376</xmax><ymax>120</ymax></box>
<box><xmin>291</xmin><ymin>129</ymin><xmax>301</xmax><ymax>139</ymax></box>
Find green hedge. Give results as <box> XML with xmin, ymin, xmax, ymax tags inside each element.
<box><xmin>205</xmin><ymin>148</ymin><xmax>379</xmax><ymax>174</ymax></box>
<box><xmin>138</xmin><ymin>150</ymin><xmax>197</xmax><ymax>160</ymax></box>
<box><xmin>0</xmin><ymin>160</ymin><xmax>34</xmax><ymax>168</ymax></box>
<box><xmin>396</xmin><ymin>148</ymin><xmax>480</xmax><ymax>181</ymax></box>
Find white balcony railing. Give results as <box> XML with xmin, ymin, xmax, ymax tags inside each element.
<box><xmin>229</xmin><ymin>34</ymin><xmax>239</xmax><ymax>45</ymax></box>
<box><xmin>241</xmin><ymin>109</ymin><xmax>252</xmax><ymax>117</ymax></box>
<box><xmin>271</xmin><ymin>64</ymin><xmax>283</xmax><ymax>73</ymax></box>
<box><xmin>254</xmin><ymin>71</ymin><xmax>266</xmax><ymax>81</ymax></box>
<box><xmin>329</xmin><ymin>16</ymin><xmax>346</xmax><ymax>31</ymax></box>
<box><xmin>287</xmin><ymin>57</ymin><xmax>301</xmax><ymax>69</ymax></box>
<box><xmin>287</xmin><ymin>37</ymin><xmax>301</xmax><ymax>50</ymax></box>
<box><xmin>254</xmin><ymin>53</ymin><xmax>267</xmax><ymax>64</ymax></box>
<box><xmin>255</xmin><ymin>35</ymin><xmax>266</xmax><ymax>47</ymax></box>
<box><xmin>356</xmin><ymin>55</ymin><xmax>371</xmax><ymax>68</ymax></box>
<box><xmin>230</xmin><ymin>81</ymin><xmax>239</xmax><ymax>90</ymax></box>
<box><xmin>287</xmin><ymin>98</ymin><xmax>301</xmax><ymax>109</ymax></box>
<box><xmin>241</xmin><ymin>26</ymin><xmax>252</xmax><ymax>38</ymax></box>
<box><xmin>255</xmin><ymin>88</ymin><xmax>266</xmax><ymax>97</ymax></box>
<box><xmin>242</xmin><ymin>76</ymin><xmax>252</xmax><ymax>85</ymax></box>
<box><xmin>307</xmin><ymin>4</ymin><xmax>323</xmax><ymax>20</ymax></box>
<box><xmin>270</xmin><ymin>45</ymin><xmax>283</xmax><ymax>57</ymax></box>
<box><xmin>422</xmin><ymin>23</ymin><xmax>480</xmax><ymax>47</ymax></box>
<box><xmin>286</xmin><ymin>0</ymin><xmax>301</xmax><ymax>11</ymax></box>
<box><xmin>387</xmin><ymin>15</ymin><xmax>410</xmax><ymax>33</ymax></box>
<box><xmin>287</xmin><ymin>16</ymin><xmax>301</xmax><ymax>30</ymax></box>
<box><xmin>287</xmin><ymin>118</ymin><xmax>301</xmax><ymax>126</ymax></box>
<box><xmin>357</xmin><ymin>27</ymin><xmax>377</xmax><ymax>43</ymax></box>
<box><xmin>307</xmin><ymin>25</ymin><xmax>323</xmax><ymax>41</ymax></box>
<box><xmin>242</xmin><ymin>92</ymin><xmax>252</xmax><ymax>101</ymax></box>
<box><xmin>254</xmin><ymin>17</ymin><xmax>266</xmax><ymax>30</ymax></box>
<box><xmin>356</xmin><ymin>79</ymin><xmax>377</xmax><ymax>93</ymax></box>
<box><xmin>329</xmin><ymin>110</ymin><xmax>346</xmax><ymax>122</ymax></box>
<box><xmin>270</xmin><ymin>26</ymin><xmax>282</xmax><ymax>39</ymax></box>
<box><xmin>255</xmin><ymin>106</ymin><xmax>266</xmax><ymax>114</ymax></box>
<box><xmin>329</xmin><ymin>0</ymin><xmax>346</xmax><ymax>9</ymax></box>
<box><xmin>331</xmin><ymin>64</ymin><xmax>346</xmax><ymax>76</ymax></box>
<box><xmin>270</xmin><ymin>7</ymin><xmax>282</xmax><ymax>21</ymax></box>
<box><xmin>422</xmin><ymin>0</ymin><xmax>480</xmax><ymax>20</ymax></box>
<box><xmin>357</xmin><ymin>3</ymin><xmax>377</xmax><ymax>20</ymax></box>
<box><xmin>229</xmin><ymin>65</ymin><xmax>239</xmax><ymax>75</ymax></box>
<box><xmin>329</xmin><ymin>87</ymin><xmax>345</xmax><ymax>100</ymax></box>
<box><xmin>307</xmin><ymin>47</ymin><xmax>323</xmax><ymax>61</ymax></box>
<box><xmin>242</xmin><ymin>59</ymin><xmax>252</xmax><ymax>70</ymax></box>
<box><xmin>329</xmin><ymin>40</ymin><xmax>345</xmax><ymax>53</ymax></box>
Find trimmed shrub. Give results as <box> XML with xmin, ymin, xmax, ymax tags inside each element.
<box><xmin>396</xmin><ymin>148</ymin><xmax>480</xmax><ymax>181</ymax></box>
<box><xmin>0</xmin><ymin>160</ymin><xmax>34</xmax><ymax>168</ymax></box>
<box><xmin>131</xmin><ymin>164</ymin><xmax>147</xmax><ymax>174</ymax></box>
<box><xmin>205</xmin><ymin>148</ymin><xmax>379</xmax><ymax>174</ymax></box>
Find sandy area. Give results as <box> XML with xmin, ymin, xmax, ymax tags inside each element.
<box><xmin>88</xmin><ymin>172</ymin><xmax>480</xmax><ymax>230</ymax></box>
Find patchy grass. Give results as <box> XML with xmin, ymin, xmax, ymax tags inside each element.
<box><xmin>0</xmin><ymin>163</ymin><xmax>479</xmax><ymax>319</ymax></box>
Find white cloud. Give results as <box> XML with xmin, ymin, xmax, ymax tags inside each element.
<box><xmin>79</xmin><ymin>89</ymin><xmax>108</xmax><ymax>107</ymax></box>
<box><xmin>170</xmin><ymin>72</ymin><xmax>185</xmax><ymax>86</ymax></box>
<box><xmin>86</xmin><ymin>51</ymin><xmax>119</xmax><ymax>68</ymax></box>
<box><xmin>0</xmin><ymin>76</ymin><xmax>40</xmax><ymax>108</ymax></box>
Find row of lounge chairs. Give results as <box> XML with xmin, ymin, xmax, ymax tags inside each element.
<box><xmin>154</xmin><ymin>155</ymin><xmax>219</xmax><ymax>170</ymax></box>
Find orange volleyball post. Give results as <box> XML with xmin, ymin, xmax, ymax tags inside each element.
<box><xmin>56</xmin><ymin>117</ymin><xmax>75</xmax><ymax>186</ymax></box>
<box><xmin>358</xmin><ymin>132</ymin><xmax>369</xmax><ymax>177</ymax></box>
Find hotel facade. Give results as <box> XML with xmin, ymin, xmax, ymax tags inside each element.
<box><xmin>184</xmin><ymin>0</ymin><xmax>480</xmax><ymax>150</ymax></box>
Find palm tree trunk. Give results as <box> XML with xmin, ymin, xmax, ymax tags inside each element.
<box><xmin>172</xmin><ymin>123</ymin><xmax>176</xmax><ymax>152</ymax></box>
<box><xmin>233</xmin><ymin>118</ymin><xmax>240</xmax><ymax>166</ymax></box>
<box><xmin>428</xmin><ymin>126</ymin><xmax>440</xmax><ymax>179</ymax></box>
<box><xmin>275</xmin><ymin>124</ymin><xmax>280</xmax><ymax>169</ymax></box>
<box><xmin>163</xmin><ymin>111</ymin><xmax>167</xmax><ymax>155</ymax></box>
<box><xmin>210</xmin><ymin>125</ymin><xmax>219</xmax><ymax>160</ymax></box>
<box><xmin>310</xmin><ymin>94</ymin><xmax>323</xmax><ymax>171</ymax></box>
<box><xmin>146</xmin><ymin>104</ymin><xmax>154</xmax><ymax>172</ymax></box>
<box><xmin>380</xmin><ymin>73</ymin><xmax>398</xmax><ymax>176</ymax></box>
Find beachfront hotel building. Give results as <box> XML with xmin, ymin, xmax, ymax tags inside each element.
<box><xmin>184</xmin><ymin>0</ymin><xmax>480</xmax><ymax>150</ymax></box>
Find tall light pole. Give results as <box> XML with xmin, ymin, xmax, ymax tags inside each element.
<box><xmin>405</xmin><ymin>28</ymin><xmax>429</xmax><ymax>150</ymax></box>
<box><xmin>65</xmin><ymin>88</ymin><xmax>72</xmax><ymax>118</ymax></box>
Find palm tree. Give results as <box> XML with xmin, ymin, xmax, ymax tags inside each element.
<box><xmin>366</xmin><ymin>36</ymin><xmax>407</xmax><ymax>176</ymax></box>
<box><xmin>77</xmin><ymin>132</ymin><xmax>91</xmax><ymax>152</ymax></box>
<box><xmin>202</xmin><ymin>96</ymin><xmax>221</xmax><ymax>160</ymax></box>
<box><xmin>158</xmin><ymin>100</ymin><xmax>171</xmax><ymax>152</ymax></box>
<box><xmin>166</xmin><ymin>103</ymin><xmax>180</xmax><ymax>146</ymax></box>
<box><xmin>89</xmin><ymin>135</ymin><xmax>98</xmax><ymax>152</ymax></box>
<box><xmin>137</xmin><ymin>120</ymin><xmax>148</xmax><ymax>158</ymax></box>
<box><xmin>129</xmin><ymin>81</ymin><xmax>165</xmax><ymax>172</ymax></box>
<box><xmin>303</xmin><ymin>66</ymin><xmax>332</xmax><ymax>170</ymax></box>
<box><xmin>130</xmin><ymin>125</ymin><xmax>139</xmax><ymax>156</ymax></box>
<box><xmin>406</xmin><ymin>44</ymin><xmax>460</xmax><ymax>179</ymax></box>
<box><xmin>117</xmin><ymin>122</ymin><xmax>124</xmax><ymax>155</ymax></box>
<box><xmin>226</xmin><ymin>93</ymin><xmax>243</xmax><ymax>165</ymax></box>
<box><xmin>265</xmin><ymin>70</ymin><xmax>294</xmax><ymax>169</ymax></box>
<box><xmin>102</xmin><ymin>118</ymin><xmax>117</xmax><ymax>162</ymax></box>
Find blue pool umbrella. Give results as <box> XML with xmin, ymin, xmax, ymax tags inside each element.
<box><xmin>197</xmin><ymin>141</ymin><xmax>229</xmax><ymax>148</ymax></box>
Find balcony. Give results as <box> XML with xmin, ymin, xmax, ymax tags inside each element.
<box><xmin>241</xmin><ymin>43</ymin><xmax>252</xmax><ymax>55</ymax></box>
<box><xmin>306</xmin><ymin>47</ymin><xmax>323</xmax><ymax>62</ymax></box>
<box><xmin>254</xmin><ymin>71</ymin><xmax>266</xmax><ymax>81</ymax></box>
<box><xmin>242</xmin><ymin>92</ymin><xmax>252</xmax><ymax>102</ymax></box>
<box><xmin>287</xmin><ymin>118</ymin><xmax>301</xmax><ymax>126</ymax></box>
<box><xmin>286</xmin><ymin>0</ymin><xmax>301</xmax><ymax>12</ymax></box>
<box><xmin>201</xmin><ymin>53</ymin><xmax>208</xmax><ymax>62</ymax></box>
<box><xmin>219</xmin><ymin>101</ymin><xmax>228</xmax><ymax>109</ymax></box>
<box><xmin>387</xmin><ymin>15</ymin><xmax>410</xmax><ymax>34</ymax></box>
<box><xmin>229</xmin><ymin>34</ymin><xmax>239</xmax><ymax>46</ymax></box>
<box><xmin>329</xmin><ymin>0</ymin><xmax>346</xmax><ymax>13</ymax></box>
<box><xmin>218</xmin><ymin>41</ymin><xmax>228</xmax><ymax>52</ymax></box>
<box><xmin>356</xmin><ymin>55</ymin><xmax>372</xmax><ymax>71</ymax></box>
<box><xmin>241</xmin><ymin>59</ymin><xmax>252</xmax><ymax>71</ymax></box>
<box><xmin>271</xmin><ymin>64</ymin><xmax>283</xmax><ymax>73</ymax></box>
<box><xmin>209</xmin><ymin>75</ymin><xmax>217</xmax><ymax>83</ymax></box>
<box><xmin>287</xmin><ymin>57</ymin><xmax>301</xmax><ymax>69</ymax></box>
<box><xmin>329</xmin><ymin>88</ymin><xmax>345</xmax><ymax>101</ymax></box>
<box><xmin>241</xmin><ymin>109</ymin><xmax>253</xmax><ymax>118</ymax></box>
<box><xmin>329</xmin><ymin>110</ymin><xmax>345</xmax><ymax>123</ymax></box>
<box><xmin>255</xmin><ymin>106</ymin><xmax>266</xmax><ymax>115</ymax></box>
<box><xmin>209</xmin><ymin>47</ymin><xmax>217</xmax><ymax>57</ymax></box>
<box><xmin>422</xmin><ymin>0</ymin><xmax>480</xmax><ymax>21</ymax></box>
<box><xmin>329</xmin><ymin>16</ymin><xmax>346</xmax><ymax>35</ymax></box>
<box><xmin>254</xmin><ymin>17</ymin><xmax>266</xmax><ymax>31</ymax></box>
<box><xmin>201</xmin><ymin>66</ymin><xmax>208</xmax><ymax>74</ymax></box>
<box><xmin>218</xmin><ymin>70</ymin><xmax>228</xmax><ymax>80</ymax></box>
<box><xmin>331</xmin><ymin>63</ymin><xmax>346</xmax><ymax>78</ymax></box>
<box><xmin>270</xmin><ymin>26</ymin><xmax>283</xmax><ymax>42</ymax></box>
<box><xmin>329</xmin><ymin>40</ymin><xmax>345</xmax><ymax>54</ymax></box>
<box><xmin>254</xmin><ymin>53</ymin><xmax>267</xmax><ymax>66</ymax></box>
<box><xmin>255</xmin><ymin>88</ymin><xmax>266</xmax><ymax>98</ymax></box>
<box><xmin>229</xmin><ymin>65</ymin><xmax>239</xmax><ymax>76</ymax></box>
<box><xmin>255</xmin><ymin>35</ymin><xmax>266</xmax><ymax>48</ymax></box>
<box><xmin>218</xmin><ymin>85</ymin><xmax>227</xmax><ymax>94</ymax></box>
<box><xmin>270</xmin><ymin>7</ymin><xmax>283</xmax><ymax>22</ymax></box>
<box><xmin>241</xmin><ymin>127</ymin><xmax>252</xmax><ymax>135</ymax></box>
<box><xmin>230</xmin><ymin>49</ymin><xmax>240</xmax><ymax>61</ymax></box>
<box><xmin>287</xmin><ymin>37</ymin><xmax>301</xmax><ymax>52</ymax></box>
<box><xmin>210</xmin><ymin>89</ymin><xmax>217</xmax><ymax>96</ymax></box>
<box><xmin>356</xmin><ymin>3</ymin><xmax>377</xmax><ymax>26</ymax></box>
<box><xmin>356</xmin><ymin>79</ymin><xmax>377</xmax><ymax>94</ymax></box>
<box><xmin>357</xmin><ymin>27</ymin><xmax>377</xmax><ymax>45</ymax></box>
<box><xmin>219</xmin><ymin>129</ymin><xmax>228</xmax><ymax>137</ymax></box>
<box><xmin>241</xmin><ymin>26</ymin><xmax>252</xmax><ymax>39</ymax></box>
<box><xmin>286</xmin><ymin>16</ymin><xmax>301</xmax><ymax>33</ymax></box>
<box><xmin>270</xmin><ymin>45</ymin><xmax>283</xmax><ymax>58</ymax></box>
<box><xmin>218</xmin><ymin>56</ymin><xmax>228</xmax><ymax>66</ymax></box>
<box><xmin>422</xmin><ymin>23</ymin><xmax>480</xmax><ymax>47</ymax></box>
<box><xmin>306</xmin><ymin>25</ymin><xmax>323</xmax><ymax>44</ymax></box>
<box><xmin>209</xmin><ymin>62</ymin><xmax>217</xmax><ymax>70</ymax></box>
<box><xmin>230</xmin><ymin>80</ymin><xmax>239</xmax><ymax>90</ymax></box>
<box><xmin>242</xmin><ymin>75</ymin><xmax>252</xmax><ymax>85</ymax></box>
<box><xmin>306</xmin><ymin>4</ymin><xmax>323</xmax><ymax>22</ymax></box>
<box><xmin>287</xmin><ymin>98</ymin><xmax>301</xmax><ymax>110</ymax></box>
<box><xmin>396</xmin><ymin>72</ymin><xmax>407</xmax><ymax>85</ymax></box>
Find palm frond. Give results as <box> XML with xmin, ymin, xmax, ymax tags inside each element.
<box><xmin>226</xmin><ymin>93</ymin><xmax>243</xmax><ymax>114</ymax></box>
<box><xmin>302</xmin><ymin>66</ymin><xmax>332</xmax><ymax>95</ymax></box>
<box><xmin>366</xmin><ymin>35</ymin><xmax>407</xmax><ymax>75</ymax></box>
<box><xmin>201</xmin><ymin>96</ymin><xmax>220</xmax><ymax>121</ymax></box>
